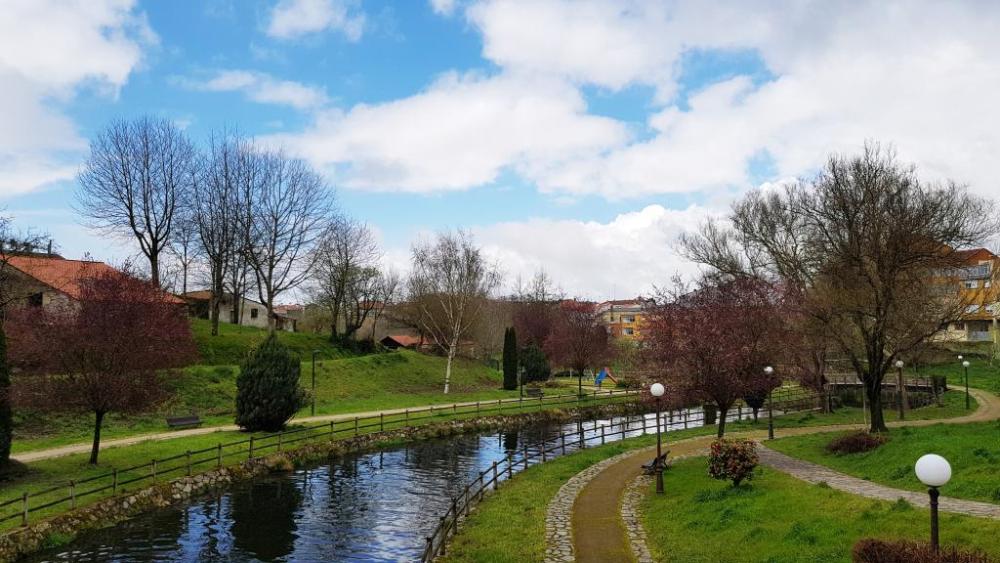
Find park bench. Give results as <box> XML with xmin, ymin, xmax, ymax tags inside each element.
<box><xmin>641</xmin><ymin>452</ymin><xmax>669</xmax><ymax>475</ymax></box>
<box><xmin>166</xmin><ymin>415</ymin><xmax>202</xmax><ymax>429</ymax></box>
<box><xmin>525</xmin><ymin>387</ymin><xmax>544</xmax><ymax>398</ymax></box>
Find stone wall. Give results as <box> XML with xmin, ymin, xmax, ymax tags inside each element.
<box><xmin>0</xmin><ymin>401</ymin><xmax>644</xmax><ymax>562</ymax></box>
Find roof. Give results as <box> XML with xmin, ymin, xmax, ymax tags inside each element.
<box><xmin>381</xmin><ymin>334</ymin><xmax>422</xmax><ymax>347</ymax></box>
<box><xmin>7</xmin><ymin>255</ymin><xmax>184</xmax><ymax>304</ymax></box>
<box><xmin>953</xmin><ymin>248</ymin><xmax>998</xmax><ymax>263</ymax></box>
<box><xmin>274</xmin><ymin>304</ymin><xmax>304</xmax><ymax>314</ymax></box>
<box><xmin>183</xmin><ymin>290</ymin><xmax>213</xmax><ymax>301</ymax></box>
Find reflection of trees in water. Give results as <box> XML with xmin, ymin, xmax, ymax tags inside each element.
<box><xmin>502</xmin><ymin>431</ymin><xmax>518</xmax><ymax>452</ymax></box>
<box><xmin>230</xmin><ymin>479</ymin><xmax>303</xmax><ymax>560</ymax></box>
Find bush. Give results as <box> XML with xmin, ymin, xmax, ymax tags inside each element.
<box><xmin>519</xmin><ymin>344</ymin><xmax>551</xmax><ymax>383</ymax></box>
<box><xmin>825</xmin><ymin>431</ymin><xmax>889</xmax><ymax>455</ymax></box>
<box><xmin>708</xmin><ymin>439</ymin><xmax>759</xmax><ymax>487</ymax></box>
<box><xmin>235</xmin><ymin>333</ymin><xmax>307</xmax><ymax>432</ymax></box>
<box><xmin>852</xmin><ymin>538</ymin><xmax>996</xmax><ymax>563</ymax></box>
<box><xmin>502</xmin><ymin>327</ymin><xmax>518</xmax><ymax>390</ymax></box>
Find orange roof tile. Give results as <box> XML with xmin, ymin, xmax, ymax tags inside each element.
<box><xmin>7</xmin><ymin>255</ymin><xmax>184</xmax><ymax>304</ymax></box>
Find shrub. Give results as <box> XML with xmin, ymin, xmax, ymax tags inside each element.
<box><xmin>708</xmin><ymin>438</ymin><xmax>759</xmax><ymax>487</ymax></box>
<box><xmin>519</xmin><ymin>344</ymin><xmax>551</xmax><ymax>383</ymax></box>
<box><xmin>235</xmin><ymin>333</ymin><xmax>307</xmax><ymax>432</ymax></box>
<box><xmin>825</xmin><ymin>431</ymin><xmax>889</xmax><ymax>455</ymax></box>
<box><xmin>852</xmin><ymin>538</ymin><xmax>996</xmax><ymax>563</ymax></box>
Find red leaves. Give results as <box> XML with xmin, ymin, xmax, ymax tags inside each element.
<box><xmin>543</xmin><ymin>300</ymin><xmax>610</xmax><ymax>376</ymax></box>
<box><xmin>707</xmin><ymin>438</ymin><xmax>759</xmax><ymax>487</ymax></box>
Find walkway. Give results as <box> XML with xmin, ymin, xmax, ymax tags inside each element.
<box><xmin>13</xmin><ymin>390</ymin><xmax>632</xmax><ymax>463</ymax></box>
<box><xmin>559</xmin><ymin>387</ymin><xmax>1000</xmax><ymax>562</ymax></box>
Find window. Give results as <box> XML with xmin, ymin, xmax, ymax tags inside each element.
<box><xmin>27</xmin><ymin>292</ymin><xmax>43</xmax><ymax>307</ymax></box>
<box><xmin>966</xmin><ymin>305</ymin><xmax>981</xmax><ymax>314</ymax></box>
<box><xmin>250</xmin><ymin>308</ymin><xmax>259</xmax><ymax>319</ymax></box>
<box><xmin>952</xmin><ymin>322</ymin><xmax>966</xmax><ymax>331</ymax></box>
<box><xmin>623</xmin><ymin>315</ymin><xmax>636</xmax><ymax>323</ymax></box>
<box><xmin>623</xmin><ymin>327</ymin><xmax>635</xmax><ymax>336</ymax></box>
<box><xmin>964</xmin><ymin>280</ymin><xmax>979</xmax><ymax>289</ymax></box>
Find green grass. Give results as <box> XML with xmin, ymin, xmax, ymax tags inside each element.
<box><xmin>643</xmin><ymin>457</ymin><xmax>1000</xmax><ymax>561</ymax></box>
<box><xmin>920</xmin><ymin>356</ymin><xmax>1000</xmax><ymax>395</ymax></box>
<box><xmin>189</xmin><ymin>318</ymin><xmax>351</xmax><ymax>366</ymax></box>
<box><xmin>12</xmin><ymin>349</ymin><xmax>511</xmax><ymax>453</ymax></box>
<box><xmin>768</xmin><ymin>420</ymin><xmax>1000</xmax><ymax>504</ymax></box>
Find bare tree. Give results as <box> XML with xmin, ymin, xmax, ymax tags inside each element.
<box><xmin>369</xmin><ymin>268</ymin><xmax>402</xmax><ymax>340</ymax></box>
<box><xmin>244</xmin><ymin>150</ymin><xmax>331</xmax><ymax>330</ymax></box>
<box><xmin>310</xmin><ymin>216</ymin><xmax>380</xmax><ymax>341</ymax></box>
<box><xmin>76</xmin><ymin>117</ymin><xmax>195</xmax><ymax>287</ymax></box>
<box><xmin>408</xmin><ymin>231</ymin><xmax>502</xmax><ymax>393</ymax></box>
<box><xmin>167</xmin><ymin>209</ymin><xmax>201</xmax><ymax>295</ymax></box>
<box><xmin>681</xmin><ymin>143</ymin><xmax>999</xmax><ymax>432</ymax></box>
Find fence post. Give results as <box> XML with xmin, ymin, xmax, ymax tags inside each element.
<box><xmin>113</xmin><ymin>468</ymin><xmax>119</xmax><ymax>493</ymax></box>
<box><xmin>492</xmin><ymin>461</ymin><xmax>498</xmax><ymax>488</ymax></box>
<box><xmin>684</xmin><ymin>409</ymin><xmax>688</xmax><ymax>429</ymax></box>
<box><xmin>70</xmin><ymin>479</ymin><xmax>76</xmax><ymax>509</ymax></box>
<box><xmin>380</xmin><ymin>413</ymin><xmax>384</xmax><ymax>432</ymax></box>
<box><xmin>21</xmin><ymin>492</ymin><xmax>28</xmax><ymax>527</ymax></box>
<box><xmin>561</xmin><ymin>434</ymin><xmax>566</xmax><ymax>455</ymax></box>
<box><xmin>523</xmin><ymin>444</ymin><xmax>529</xmax><ymax>470</ymax></box>
<box><xmin>601</xmin><ymin>424</ymin><xmax>606</xmax><ymax>445</ymax></box>
<box><xmin>479</xmin><ymin>471</ymin><xmax>486</xmax><ymax>500</ymax></box>
<box><xmin>355</xmin><ymin>417</ymin><xmax>359</xmax><ymax>436</ymax></box>
<box><xmin>476</xmin><ymin>401</ymin><xmax>480</xmax><ymax>416</ymax></box>
<box><xmin>152</xmin><ymin>458</ymin><xmax>157</xmax><ymax>479</ymax></box>
<box><xmin>507</xmin><ymin>453</ymin><xmax>514</xmax><ymax>478</ymax></box>
<box><xmin>425</xmin><ymin>537</ymin><xmax>433</xmax><ymax>561</ymax></box>
<box><xmin>249</xmin><ymin>436</ymin><xmax>255</xmax><ymax>459</ymax></box>
<box><xmin>498</xmin><ymin>398</ymin><xmax>502</xmax><ymax>413</ymax></box>
<box><xmin>278</xmin><ymin>433</ymin><xmax>283</xmax><ymax>452</ymax></box>
<box><xmin>186</xmin><ymin>451</ymin><xmax>192</xmax><ymax>476</ymax></box>
<box><xmin>453</xmin><ymin>403</ymin><xmax>457</xmax><ymax>414</ymax></box>
<box><xmin>439</xmin><ymin>516</ymin><xmax>447</xmax><ymax>556</ymax></box>
<box><xmin>737</xmin><ymin>404</ymin><xmax>742</xmax><ymax>421</ymax></box>
<box><xmin>217</xmin><ymin>443</ymin><xmax>223</xmax><ymax>468</ymax></box>
<box><xmin>330</xmin><ymin>420</ymin><xmax>335</xmax><ymax>436</ymax></box>
<box><xmin>541</xmin><ymin>441</ymin><xmax>547</xmax><ymax>462</ymax></box>
<box><xmin>405</xmin><ymin>409</ymin><xmax>409</xmax><ymax>426</ymax></box>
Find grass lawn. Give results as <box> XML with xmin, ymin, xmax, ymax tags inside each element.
<box><xmin>768</xmin><ymin>420</ymin><xmax>1000</xmax><ymax>504</ymax></box>
<box><xmin>643</xmin><ymin>457</ymin><xmax>1000</xmax><ymax>561</ymax></box>
<box><xmin>189</xmin><ymin>318</ymin><xmax>351</xmax><ymax>366</ymax></box>
<box><xmin>920</xmin><ymin>356</ymin><xmax>1000</xmax><ymax>395</ymax></box>
<box><xmin>12</xmin><ymin>349</ymin><xmax>511</xmax><ymax>453</ymax></box>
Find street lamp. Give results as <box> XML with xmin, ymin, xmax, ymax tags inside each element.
<box><xmin>650</xmin><ymin>382</ymin><xmax>666</xmax><ymax>495</ymax></box>
<box><xmin>895</xmin><ymin>360</ymin><xmax>906</xmax><ymax>421</ymax></box>
<box><xmin>962</xmin><ymin>360</ymin><xmax>971</xmax><ymax>410</ymax></box>
<box><xmin>915</xmin><ymin>454</ymin><xmax>952</xmax><ymax>552</ymax></box>
<box><xmin>764</xmin><ymin>366</ymin><xmax>775</xmax><ymax>440</ymax></box>
<box><xmin>311</xmin><ymin>349</ymin><xmax>319</xmax><ymax>416</ymax></box>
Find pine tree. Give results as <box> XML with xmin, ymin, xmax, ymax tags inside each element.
<box><xmin>236</xmin><ymin>333</ymin><xmax>307</xmax><ymax>432</ymax></box>
<box><xmin>519</xmin><ymin>344</ymin><xmax>552</xmax><ymax>383</ymax></box>
<box><xmin>502</xmin><ymin>327</ymin><xmax>518</xmax><ymax>390</ymax></box>
<box><xmin>0</xmin><ymin>326</ymin><xmax>11</xmax><ymax>469</ymax></box>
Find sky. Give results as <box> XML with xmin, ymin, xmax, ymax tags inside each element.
<box><xmin>2</xmin><ymin>0</ymin><xmax>999</xmax><ymax>300</ymax></box>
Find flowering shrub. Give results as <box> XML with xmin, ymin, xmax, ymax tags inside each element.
<box><xmin>708</xmin><ymin>439</ymin><xmax>759</xmax><ymax>487</ymax></box>
<box><xmin>825</xmin><ymin>431</ymin><xmax>888</xmax><ymax>455</ymax></box>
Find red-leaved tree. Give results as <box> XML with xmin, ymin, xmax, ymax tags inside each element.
<box><xmin>10</xmin><ymin>263</ymin><xmax>196</xmax><ymax>464</ymax></box>
<box><xmin>544</xmin><ymin>300</ymin><xmax>611</xmax><ymax>395</ymax></box>
<box><xmin>644</xmin><ymin>277</ymin><xmax>785</xmax><ymax>437</ymax></box>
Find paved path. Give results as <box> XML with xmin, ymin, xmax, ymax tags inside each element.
<box><xmin>560</xmin><ymin>387</ymin><xmax>1000</xmax><ymax>562</ymax></box>
<box><xmin>13</xmin><ymin>390</ymin><xmax>632</xmax><ymax>463</ymax></box>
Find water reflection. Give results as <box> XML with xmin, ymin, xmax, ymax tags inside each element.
<box><xmin>27</xmin><ymin>409</ymin><xmax>732</xmax><ymax>562</ymax></box>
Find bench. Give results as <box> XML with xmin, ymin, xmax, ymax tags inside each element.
<box><xmin>641</xmin><ymin>452</ymin><xmax>669</xmax><ymax>475</ymax></box>
<box><xmin>525</xmin><ymin>387</ymin><xmax>544</xmax><ymax>398</ymax></box>
<box><xmin>166</xmin><ymin>415</ymin><xmax>202</xmax><ymax>429</ymax></box>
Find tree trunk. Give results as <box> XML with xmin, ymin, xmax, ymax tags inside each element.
<box><xmin>149</xmin><ymin>253</ymin><xmax>160</xmax><ymax>288</ymax></box>
<box><xmin>751</xmin><ymin>407</ymin><xmax>759</xmax><ymax>423</ymax></box>
<box><xmin>267</xmin><ymin>302</ymin><xmax>276</xmax><ymax>332</ymax></box>
<box><xmin>717</xmin><ymin>406</ymin><xmax>728</xmax><ymax>438</ymax></box>
<box><xmin>865</xmin><ymin>376</ymin><xmax>888</xmax><ymax>433</ymax></box>
<box><xmin>444</xmin><ymin>344</ymin><xmax>455</xmax><ymax>394</ymax></box>
<box><xmin>90</xmin><ymin>410</ymin><xmax>105</xmax><ymax>465</ymax></box>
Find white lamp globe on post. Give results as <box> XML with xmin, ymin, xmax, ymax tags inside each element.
<box><xmin>962</xmin><ymin>360</ymin><xmax>971</xmax><ymax>410</ymax></box>
<box><xmin>894</xmin><ymin>360</ymin><xmax>906</xmax><ymax>421</ymax></box>
<box><xmin>650</xmin><ymin>382</ymin><xmax>666</xmax><ymax>494</ymax></box>
<box><xmin>915</xmin><ymin>454</ymin><xmax>952</xmax><ymax>552</ymax></box>
<box><xmin>763</xmin><ymin>366</ymin><xmax>775</xmax><ymax>440</ymax></box>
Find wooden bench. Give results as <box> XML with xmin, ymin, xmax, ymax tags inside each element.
<box><xmin>166</xmin><ymin>415</ymin><xmax>202</xmax><ymax>429</ymax></box>
<box><xmin>525</xmin><ymin>387</ymin><xmax>544</xmax><ymax>398</ymax></box>
<box><xmin>641</xmin><ymin>452</ymin><xmax>669</xmax><ymax>475</ymax></box>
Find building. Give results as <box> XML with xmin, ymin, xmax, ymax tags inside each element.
<box><xmin>4</xmin><ymin>254</ymin><xmax>185</xmax><ymax>311</ymax></box>
<box><xmin>183</xmin><ymin>290</ymin><xmax>297</xmax><ymax>332</ymax></box>
<box><xmin>939</xmin><ymin>248</ymin><xmax>1000</xmax><ymax>342</ymax></box>
<box><xmin>595</xmin><ymin>298</ymin><xmax>652</xmax><ymax>341</ymax></box>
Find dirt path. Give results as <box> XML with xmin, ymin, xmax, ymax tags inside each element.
<box><xmin>564</xmin><ymin>387</ymin><xmax>1000</xmax><ymax>562</ymax></box>
<box><xmin>14</xmin><ymin>390</ymin><xmax>632</xmax><ymax>464</ymax></box>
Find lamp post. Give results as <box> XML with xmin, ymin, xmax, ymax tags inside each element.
<box><xmin>895</xmin><ymin>360</ymin><xmax>906</xmax><ymax>421</ymax></box>
<box><xmin>519</xmin><ymin>365</ymin><xmax>525</xmax><ymax>399</ymax></box>
<box><xmin>764</xmin><ymin>366</ymin><xmax>775</xmax><ymax>440</ymax></box>
<box><xmin>915</xmin><ymin>454</ymin><xmax>952</xmax><ymax>552</ymax></box>
<box><xmin>962</xmin><ymin>360</ymin><xmax>971</xmax><ymax>410</ymax></box>
<box><xmin>650</xmin><ymin>382</ymin><xmax>665</xmax><ymax>494</ymax></box>
<box><xmin>311</xmin><ymin>349</ymin><xmax>319</xmax><ymax>416</ymax></box>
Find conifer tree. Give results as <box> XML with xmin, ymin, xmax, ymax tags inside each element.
<box><xmin>502</xmin><ymin>327</ymin><xmax>518</xmax><ymax>390</ymax></box>
<box><xmin>236</xmin><ymin>333</ymin><xmax>307</xmax><ymax>432</ymax></box>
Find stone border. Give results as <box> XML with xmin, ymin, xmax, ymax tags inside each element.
<box><xmin>621</xmin><ymin>474</ymin><xmax>654</xmax><ymax>563</ymax></box>
<box><xmin>544</xmin><ymin>449</ymin><xmax>644</xmax><ymax>563</ymax></box>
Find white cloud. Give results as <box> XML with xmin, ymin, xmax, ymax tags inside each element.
<box><xmin>0</xmin><ymin>0</ymin><xmax>154</xmax><ymax>196</ymax></box>
<box><xmin>268</xmin><ymin>71</ymin><xmax>628</xmax><ymax>191</ymax></box>
<box><xmin>183</xmin><ymin>69</ymin><xmax>328</xmax><ymax>110</ymax></box>
<box><xmin>429</xmin><ymin>0</ymin><xmax>458</xmax><ymax>16</ymax></box>
<box><xmin>266</xmin><ymin>0</ymin><xmax>365</xmax><ymax>41</ymax></box>
<box><xmin>474</xmin><ymin>204</ymin><xmax>716</xmax><ymax>298</ymax></box>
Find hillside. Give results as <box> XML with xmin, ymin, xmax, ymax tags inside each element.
<box><xmin>190</xmin><ymin>318</ymin><xmax>351</xmax><ymax>366</ymax></box>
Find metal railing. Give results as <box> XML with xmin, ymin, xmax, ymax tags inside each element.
<box><xmin>420</xmin><ymin>386</ymin><xmax>822</xmax><ymax>561</ymax></box>
<box><xmin>0</xmin><ymin>389</ymin><xmax>639</xmax><ymax>530</ymax></box>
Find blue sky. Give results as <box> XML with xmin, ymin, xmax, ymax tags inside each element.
<box><xmin>2</xmin><ymin>0</ymin><xmax>998</xmax><ymax>298</ymax></box>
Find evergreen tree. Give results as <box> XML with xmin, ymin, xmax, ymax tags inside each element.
<box><xmin>236</xmin><ymin>333</ymin><xmax>307</xmax><ymax>432</ymax></box>
<box><xmin>0</xmin><ymin>326</ymin><xmax>11</xmax><ymax>469</ymax></box>
<box><xmin>502</xmin><ymin>327</ymin><xmax>518</xmax><ymax>390</ymax></box>
<box><xmin>519</xmin><ymin>344</ymin><xmax>552</xmax><ymax>383</ymax></box>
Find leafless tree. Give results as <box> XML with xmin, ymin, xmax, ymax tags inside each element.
<box><xmin>310</xmin><ymin>216</ymin><xmax>380</xmax><ymax>340</ymax></box>
<box><xmin>408</xmin><ymin>230</ymin><xmax>502</xmax><ymax>393</ymax></box>
<box><xmin>369</xmin><ymin>268</ymin><xmax>402</xmax><ymax>340</ymax></box>
<box><xmin>166</xmin><ymin>209</ymin><xmax>201</xmax><ymax>295</ymax></box>
<box><xmin>681</xmin><ymin>143</ymin><xmax>999</xmax><ymax>432</ymax></box>
<box><xmin>76</xmin><ymin>117</ymin><xmax>196</xmax><ymax>287</ymax></box>
<box><xmin>244</xmin><ymin>150</ymin><xmax>331</xmax><ymax>330</ymax></box>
